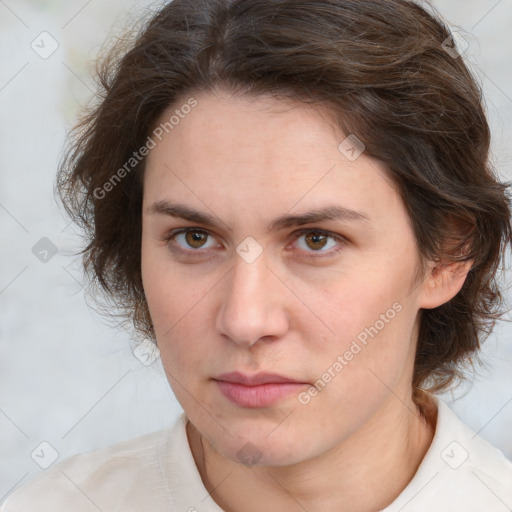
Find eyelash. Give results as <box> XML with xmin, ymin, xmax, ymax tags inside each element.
<box><xmin>163</xmin><ymin>228</ymin><xmax>346</xmax><ymax>259</ymax></box>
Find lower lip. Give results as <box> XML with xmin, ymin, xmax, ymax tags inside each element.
<box><xmin>215</xmin><ymin>380</ymin><xmax>307</xmax><ymax>408</ymax></box>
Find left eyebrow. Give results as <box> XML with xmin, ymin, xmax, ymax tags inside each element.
<box><xmin>269</xmin><ymin>205</ymin><xmax>371</xmax><ymax>232</ymax></box>
<box><xmin>146</xmin><ymin>200</ymin><xmax>370</xmax><ymax>233</ymax></box>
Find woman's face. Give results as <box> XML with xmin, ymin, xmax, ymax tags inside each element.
<box><xmin>141</xmin><ymin>89</ymin><xmax>431</xmax><ymax>466</ymax></box>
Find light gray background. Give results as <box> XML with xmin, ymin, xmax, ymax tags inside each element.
<box><xmin>1</xmin><ymin>0</ymin><xmax>511</xmax><ymax>500</ymax></box>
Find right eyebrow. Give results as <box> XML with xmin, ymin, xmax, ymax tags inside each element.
<box><xmin>146</xmin><ymin>200</ymin><xmax>370</xmax><ymax>234</ymax></box>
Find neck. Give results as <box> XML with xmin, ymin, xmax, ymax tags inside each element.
<box><xmin>187</xmin><ymin>394</ymin><xmax>436</xmax><ymax>512</ymax></box>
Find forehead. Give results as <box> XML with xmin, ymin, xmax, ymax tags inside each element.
<box><xmin>156</xmin><ymin>91</ymin><xmax>341</xmax><ymax>166</ymax></box>
<box><xmin>143</xmin><ymin>90</ymin><xmax>403</xmax><ymax>227</ymax></box>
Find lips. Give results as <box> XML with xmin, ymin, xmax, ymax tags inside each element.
<box><xmin>213</xmin><ymin>372</ymin><xmax>309</xmax><ymax>408</ymax></box>
<box><xmin>215</xmin><ymin>371</ymin><xmax>304</xmax><ymax>386</ymax></box>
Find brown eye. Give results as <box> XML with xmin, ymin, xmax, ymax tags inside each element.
<box><xmin>185</xmin><ymin>230</ymin><xmax>209</xmax><ymax>249</ymax></box>
<box><xmin>293</xmin><ymin>229</ymin><xmax>345</xmax><ymax>257</ymax></box>
<box><xmin>166</xmin><ymin>229</ymin><xmax>218</xmax><ymax>254</ymax></box>
<box><xmin>304</xmin><ymin>232</ymin><xmax>329</xmax><ymax>251</ymax></box>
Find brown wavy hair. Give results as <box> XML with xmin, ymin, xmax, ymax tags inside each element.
<box><xmin>57</xmin><ymin>0</ymin><xmax>512</xmax><ymax>407</ymax></box>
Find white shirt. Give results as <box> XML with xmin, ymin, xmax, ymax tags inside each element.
<box><xmin>2</xmin><ymin>398</ymin><xmax>511</xmax><ymax>511</ymax></box>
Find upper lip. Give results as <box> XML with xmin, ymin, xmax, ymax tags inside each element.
<box><xmin>214</xmin><ymin>371</ymin><xmax>305</xmax><ymax>386</ymax></box>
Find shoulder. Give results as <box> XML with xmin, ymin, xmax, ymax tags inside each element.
<box><xmin>386</xmin><ymin>397</ymin><xmax>512</xmax><ymax>512</ymax></box>
<box><xmin>434</xmin><ymin>398</ymin><xmax>512</xmax><ymax>499</ymax></box>
<box><xmin>0</xmin><ymin>419</ymin><xmax>183</xmax><ymax>512</ymax></box>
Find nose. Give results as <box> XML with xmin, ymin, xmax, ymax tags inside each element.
<box><xmin>215</xmin><ymin>254</ymin><xmax>289</xmax><ymax>348</ymax></box>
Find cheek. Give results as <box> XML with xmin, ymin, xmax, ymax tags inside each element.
<box><xmin>141</xmin><ymin>246</ymin><xmax>169</xmax><ymax>330</ymax></box>
<box><xmin>320</xmin><ymin>271</ymin><xmax>410</xmax><ymax>342</ymax></box>
<box><xmin>141</xmin><ymin>238</ymin><xmax>200</xmax><ymax>330</ymax></box>
<box><xmin>311</xmin><ymin>268</ymin><xmax>417</xmax><ymax>393</ymax></box>
<box><xmin>141</xmin><ymin>241</ymin><xmax>183</xmax><ymax>351</ymax></box>
<box><xmin>141</xmin><ymin>250</ymin><xmax>215</xmax><ymax>373</ymax></box>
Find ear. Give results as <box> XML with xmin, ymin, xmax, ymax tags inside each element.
<box><xmin>418</xmin><ymin>259</ymin><xmax>473</xmax><ymax>310</ymax></box>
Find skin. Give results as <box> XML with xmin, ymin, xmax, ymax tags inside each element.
<box><xmin>141</xmin><ymin>88</ymin><xmax>472</xmax><ymax>512</ymax></box>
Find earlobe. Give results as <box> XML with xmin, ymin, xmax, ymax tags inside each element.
<box><xmin>419</xmin><ymin>260</ymin><xmax>473</xmax><ymax>310</ymax></box>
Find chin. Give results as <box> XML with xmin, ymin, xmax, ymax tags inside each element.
<box><xmin>202</xmin><ymin>417</ymin><xmax>316</xmax><ymax>468</ymax></box>
<box><xmin>220</xmin><ymin>439</ymin><xmax>311</xmax><ymax>468</ymax></box>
